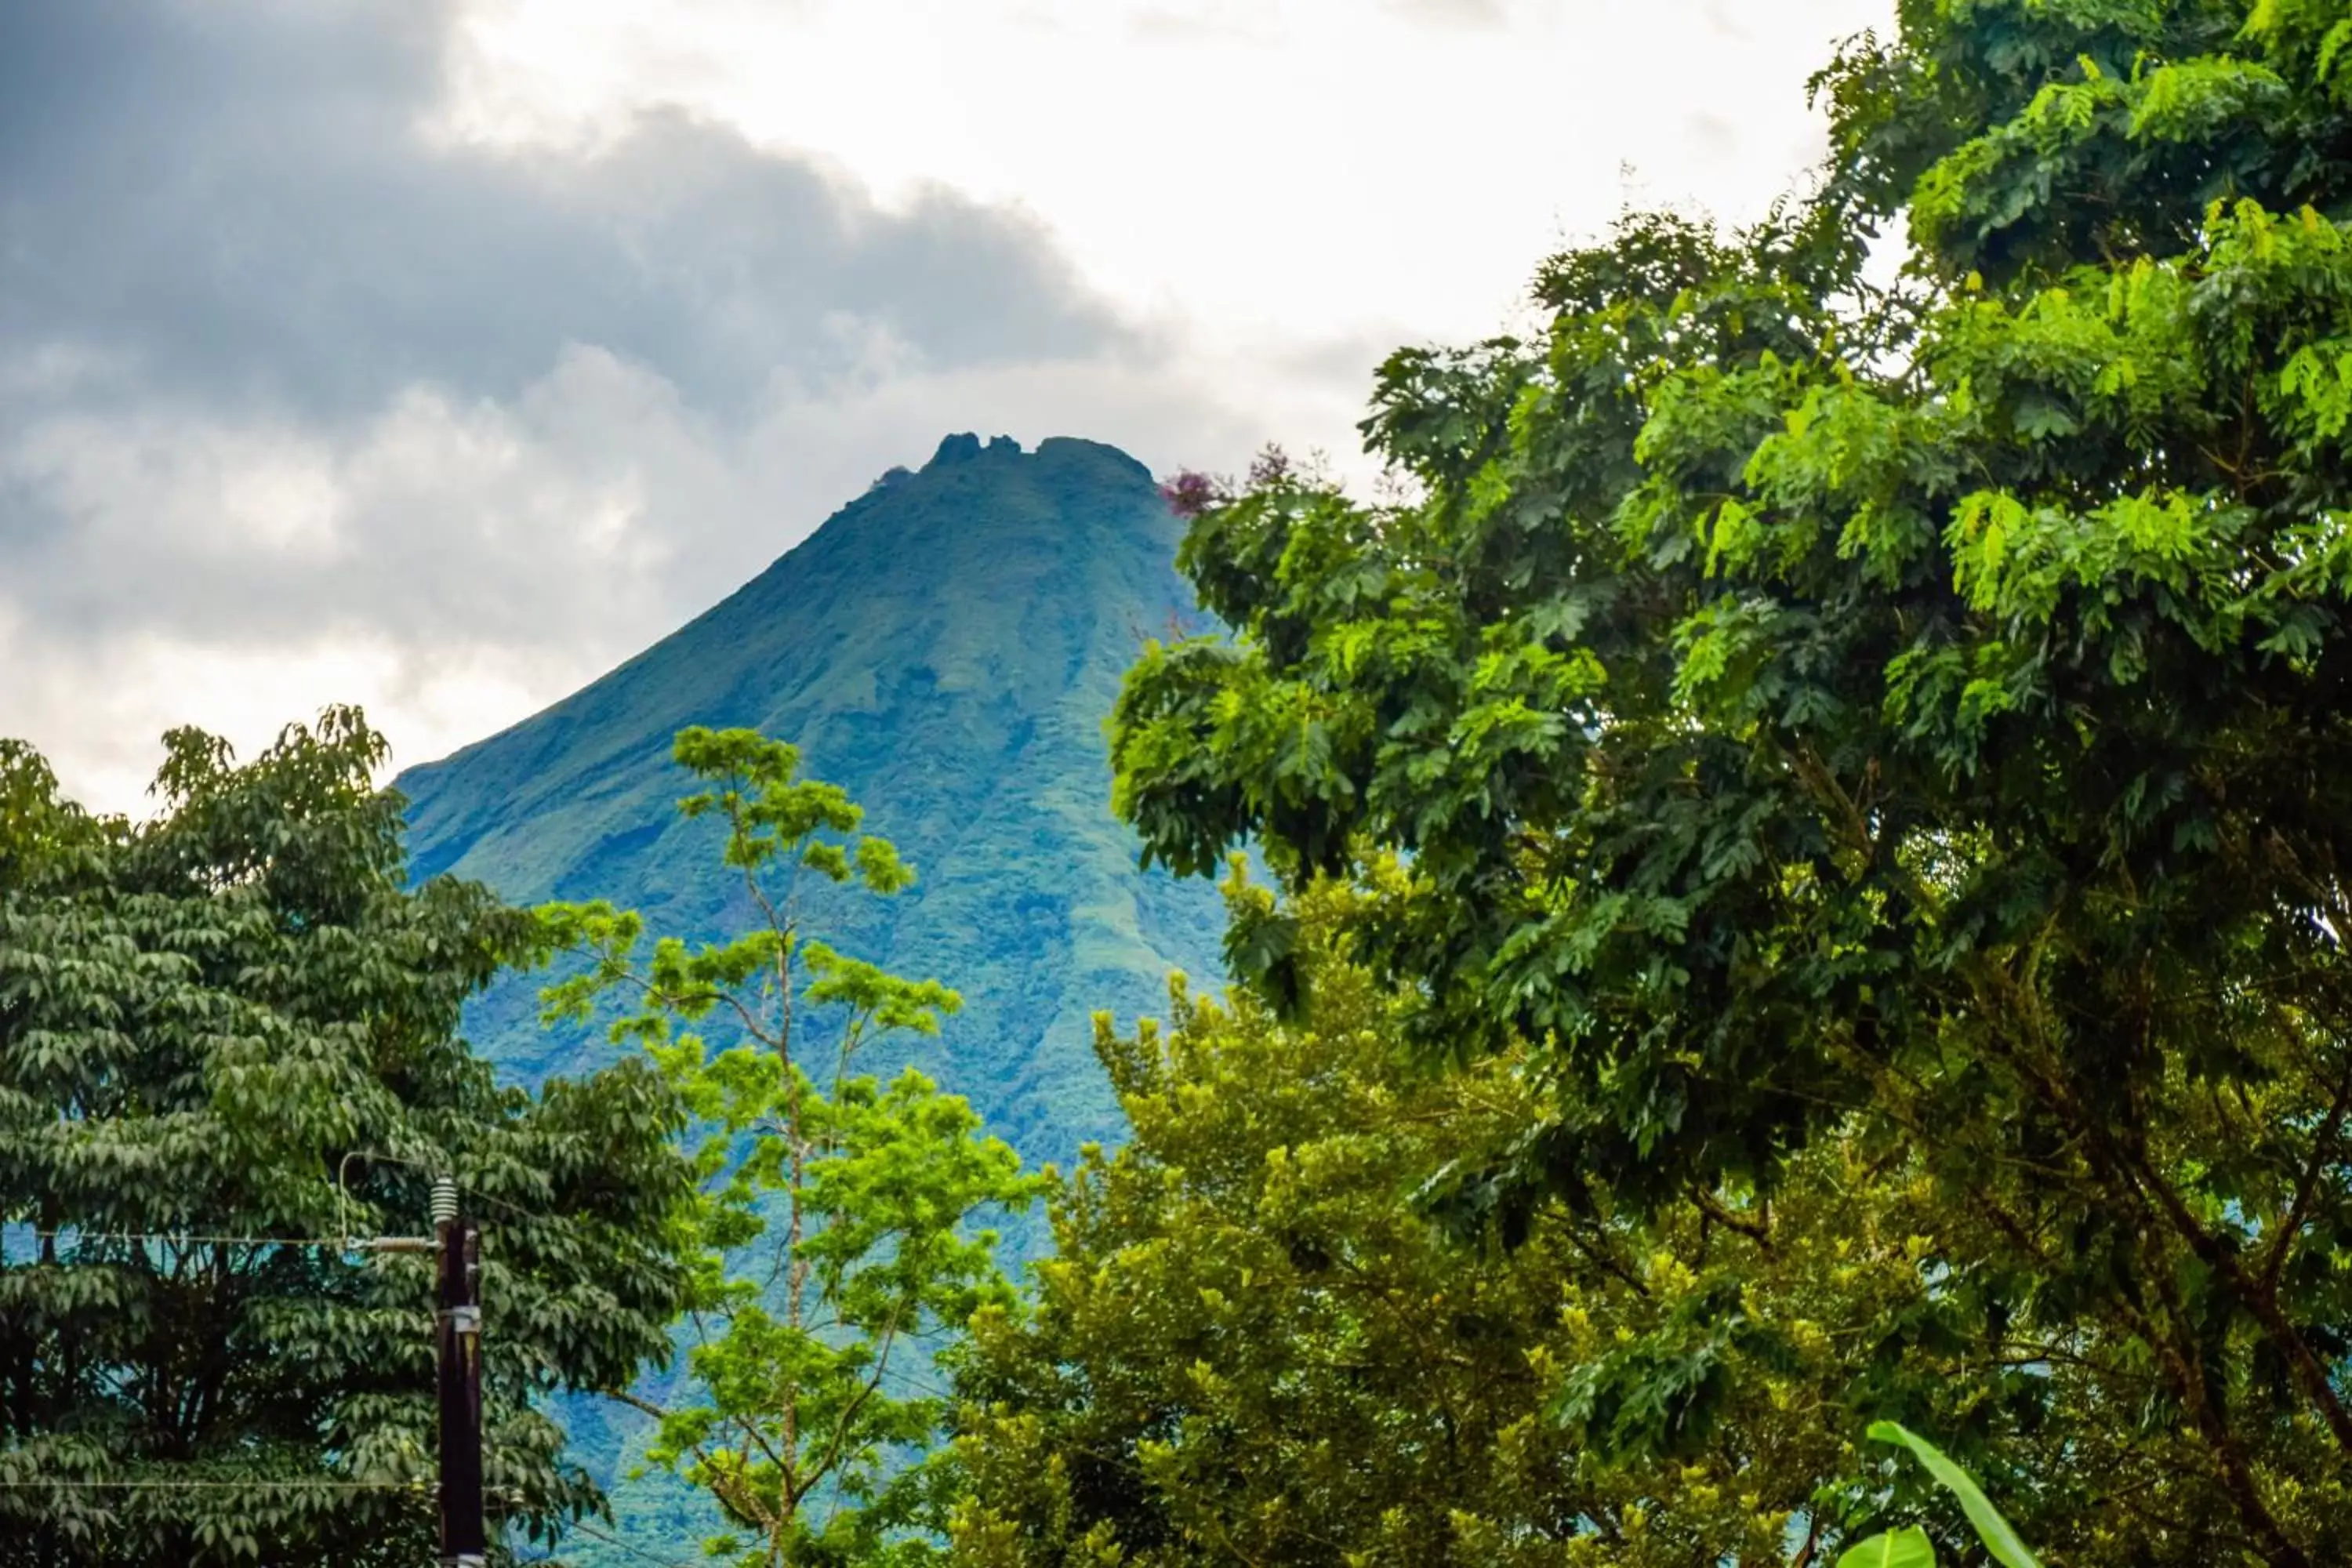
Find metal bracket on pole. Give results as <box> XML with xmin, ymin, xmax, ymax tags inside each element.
<box><xmin>434</xmin><ymin>1176</ymin><xmax>487</xmax><ymax>1568</ymax></box>
<box><xmin>331</xmin><ymin>1172</ymin><xmax>485</xmax><ymax>1563</ymax></box>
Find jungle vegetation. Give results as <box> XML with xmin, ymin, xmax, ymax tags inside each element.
<box><xmin>10</xmin><ymin>2</ymin><xmax>2352</xmax><ymax>1565</ymax></box>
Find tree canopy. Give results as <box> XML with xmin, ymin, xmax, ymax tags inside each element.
<box><xmin>0</xmin><ymin>710</ymin><xmax>690</xmax><ymax>1566</ymax></box>
<box><xmin>952</xmin><ymin>874</ymin><xmax>2283</xmax><ymax>1566</ymax></box>
<box><xmin>953</xmin><ymin>874</ymin><xmax>1859</xmax><ymax>1566</ymax></box>
<box><xmin>1109</xmin><ymin>2</ymin><xmax>2352</xmax><ymax>1559</ymax></box>
<box><xmin>535</xmin><ymin>727</ymin><xmax>1040</xmax><ymax>1567</ymax></box>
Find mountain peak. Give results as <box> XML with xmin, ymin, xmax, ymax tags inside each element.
<box><xmin>922</xmin><ymin>432</ymin><xmax>988</xmax><ymax>470</ymax></box>
<box><xmin>397</xmin><ymin>430</ymin><xmax>1217</xmax><ymax>1145</ymax></box>
<box><xmin>394</xmin><ymin>431</ymin><xmax>1225</xmax><ymax>1534</ymax></box>
<box><xmin>927</xmin><ymin>431</ymin><xmax>1007</xmax><ymax>466</ymax></box>
<box><xmin>848</xmin><ymin>436</ymin><xmax>1163</xmax><ymax>554</ymax></box>
<box><xmin>913</xmin><ymin>431</ymin><xmax>1154</xmax><ymax>483</ymax></box>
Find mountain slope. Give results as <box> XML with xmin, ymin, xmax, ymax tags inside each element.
<box><xmin>395</xmin><ymin>433</ymin><xmax>1223</xmax><ymax>1159</ymax></box>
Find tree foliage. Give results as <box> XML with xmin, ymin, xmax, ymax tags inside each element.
<box><xmin>952</xmin><ymin>873</ymin><xmax>2106</xmax><ymax>1568</ymax></box>
<box><xmin>535</xmin><ymin>728</ymin><xmax>1041</xmax><ymax>1568</ymax></box>
<box><xmin>0</xmin><ymin>709</ymin><xmax>691</xmax><ymax>1566</ymax></box>
<box><xmin>1109</xmin><ymin>3</ymin><xmax>2352</xmax><ymax>1560</ymax></box>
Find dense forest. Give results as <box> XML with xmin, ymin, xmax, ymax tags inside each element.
<box><xmin>9</xmin><ymin>1</ymin><xmax>2352</xmax><ymax>1563</ymax></box>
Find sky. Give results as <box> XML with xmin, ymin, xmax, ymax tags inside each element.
<box><xmin>2</xmin><ymin>0</ymin><xmax>1885</xmax><ymax>816</ymax></box>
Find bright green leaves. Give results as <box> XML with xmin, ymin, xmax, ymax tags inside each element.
<box><xmin>1668</xmin><ymin>593</ymin><xmax>1786</xmax><ymax>713</ymax></box>
<box><xmin>1869</xmin><ymin>1422</ymin><xmax>2047</xmax><ymax>1568</ymax></box>
<box><xmin>852</xmin><ymin>834</ymin><xmax>915</xmax><ymax>895</ymax></box>
<box><xmin>803</xmin><ymin>942</ymin><xmax>960</xmax><ymax>1044</ymax></box>
<box><xmin>670</xmin><ymin>725</ymin><xmax>909</xmax><ymax>894</ymax></box>
<box><xmin>1943</xmin><ymin>487</ymin><xmax>2256</xmax><ymax>644</ymax></box>
<box><xmin>1107</xmin><ymin>2</ymin><xmax>2352</xmax><ymax>1557</ymax></box>
<box><xmin>952</xmin><ymin>879</ymin><xmax>1865</xmax><ymax>1568</ymax></box>
<box><xmin>2130</xmin><ymin>54</ymin><xmax>2292</xmax><ymax>140</ymax></box>
<box><xmin>2322</xmin><ymin>18</ymin><xmax>2352</xmax><ymax>96</ymax></box>
<box><xmin>531</xmin><ymin>728</ymin><xmax>1027</xmax><ymax>1566</ymax></box>
<box><xmin>1453</xmin><ymin>630</ymin><xmax>1602</xmax><ymax>778</ymax></box>
<box><xmin>1836</xmin><ymin>1527</ymin><xmax>1936</xmax><ymax>1568</ymax></box>
<box><xmin>643</xmin><ymin>1064</ymin><xmax>1039</xmax><ymax>1566</ymax></box>
<box><xmin>1829</xmin><ymin>1422</ymin><xmax>2053</xmax><ymax>1568</ymax></box>
<box><xmin>2274</xmin><ymin>335</ymin><xmax>2352</xmax><ymax>437</ymax></box>
<box><xmin>528</xmin><ymin>899</ymin><xmax>651</xmax><ymax>1028</ymax></box>
<box><xmin>1862</xmin><ymin>0</ymin><xmax>2319</xmax><ymax>283</ymax></box>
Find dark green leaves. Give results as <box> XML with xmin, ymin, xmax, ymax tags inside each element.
<box><xmin>1105</xmin><ymin>3</ymin><xmax>2352</xmax><ymax>1557</ymax></box>
<box><xmin>0</xmin><ymin>711</ymin><xmax>692</xmax><ymax>1566</ymax></box>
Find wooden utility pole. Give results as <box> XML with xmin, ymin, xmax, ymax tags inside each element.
<box><xmin>433</xmin><ymin>1176</ymin><xmax>486</xmax><ymax>1567</ymax></box>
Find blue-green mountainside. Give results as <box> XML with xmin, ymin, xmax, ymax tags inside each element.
<box><xmin>395</xmin><ymin>434</ymin><xmax>1225</xmax><ymax>1163</ymax></box>
<box><xmin>394</xmin><ymin>435</ymin><xmax>1226</xmax><ymax>1553</ymax></box>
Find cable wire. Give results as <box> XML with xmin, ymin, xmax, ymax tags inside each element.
<box><xmin>0</xmin><ymin>1477</ymin><xmax>429</xmax><ymax>1491</ymax></box>
<box><xmin>555</xmin><ymin>1514</ymin><xmax>702</xmax><ymax>1567</ymax></box>
<box><xmin>20</xmin><ymin>1230</ymin><xmax>357</xmax><ymax>1250</ymax></box>
<box><xmin>6</xmin><ymin>1152</ymin><xmax>574</xmax><ymax>1258</ymax></box>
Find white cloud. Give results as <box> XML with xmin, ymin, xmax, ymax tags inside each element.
<box><xmin>2</xmin><ymin>338</ymin><xmax>1263</xmax><ymax>816</ymax></box>
<box><xmin>0</xmin><ymin>0</ymin><xmax>1893</xmax><ymax>815</ymax></box>
<box><xmin>441</xmin><ymin>0</ymin><xmax>1886</xmax><ymax>344</ymax></box>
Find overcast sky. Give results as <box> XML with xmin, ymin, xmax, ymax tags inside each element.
<box><xmin>2</xmin><ymin>0</ymin><xmax>1882</xmax><ymax>815</ymax></box>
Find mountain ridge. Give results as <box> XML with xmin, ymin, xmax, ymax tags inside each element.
<box><xmin>393</xmin><ymin>432</ymin><xmax>1228</xmax><ymax>1554</ymax></box>
<box><xmin>394</xmin><ymin>432</ymin><xmax>1224</xmax><ymax>1160</ymax></box>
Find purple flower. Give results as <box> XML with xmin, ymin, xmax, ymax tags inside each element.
<box><xmin>1159</xmin><ymin>469</ymin><xmax>1226</xmax><ymax>521</ymax></box>
<box><xmin>1246</xmin><ymin>445</ymin><xmax>1292</xmax><ymax>489</ymax></box>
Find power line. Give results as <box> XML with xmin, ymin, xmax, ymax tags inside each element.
<box><xmin>19</xmin><ymin>1229</ymin><xmax>354</xmax><ymax>1250</ymax></box>
<box><xmin>558</xmin><ymin>1514</ymin><xmax>702</xmax><ymax>1568</ymax></box>
<box><xmin>0</xmin><ymin>1478</ymin><xmax>428</xmax><ymax>1492</ymax></box>
<box><xmin>13</xmin><ymin>1202</ymin><xmax>546</xmax><ymax>1254</ymax></box>
<box><xmin>9</xmin><ymin>1182</ymin><xmax>558</xmax><ymax>1255</ymax></box>
<box><xmin>6</xmin><ymin>1478</ymin><xmax>708</xmax><ymax>1567</ymax></box>
<box><xmin>7</xmin><ymin>1140</ymin><xmax>590</xmax><ymax>1260</ymax></box>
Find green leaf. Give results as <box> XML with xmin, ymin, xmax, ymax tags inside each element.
<box><xmin>1836</xmin><ymin>1527</ymin><xmax>1936</xmax><ymax>1568</ymax></box>
<box><xmin>1868</xmin><ymin>1423</ymin><xmax>2043</xmax><ymax>1568</ymax></box>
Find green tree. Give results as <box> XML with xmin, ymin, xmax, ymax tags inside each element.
<box><xmin>1109</xmin><ymin>4</ymin><xmax>2352</xmax><ymax>1559</ymax></box>
<box><xmin>0</xmin><ymin>709</ymin><xmax>691</xmax><ymax>1567</ymax></box>
<box><xmin>535</xmin><ymin>728</ymin><xmax>1041</xmax><ymax>1568</ymax></box>
<box><xmin>952</xmin><ymin>871</ymin><xmax>2060</xmax><ymax>1568</ymax></box>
